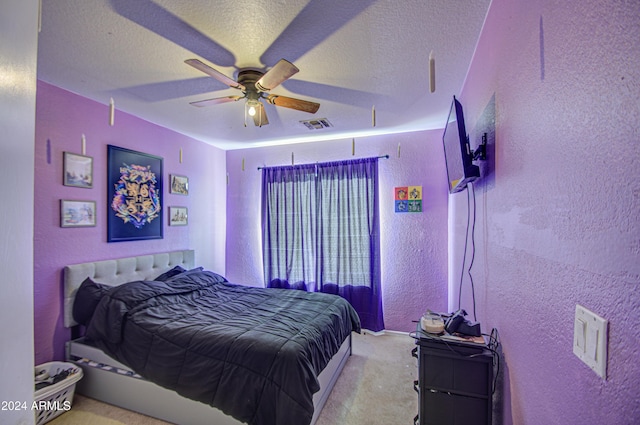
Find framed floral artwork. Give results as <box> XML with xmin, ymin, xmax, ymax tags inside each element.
<box><xmin>107</xmin><ymin>145</ymin><xmax>163</xmax><ymax>242</ymax></box>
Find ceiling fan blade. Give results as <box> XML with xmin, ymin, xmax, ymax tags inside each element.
<box><xmin>266</xmin><ymin>94</ymin><xmax>320</xmax><ymax>114</ymax></box>
<box><xmin>255</xmin><ymin>59</ymin><xmax>299</xmax><ymax>92</ymax></box>
<box><xmin>190</xmin><ymin>95</ymin><xmax>243</xmax><ymax>107</ymax></box>
<box><xmin>253</xmin><ymin>103</ymin><xmax>269</xmax><ymax>127</ymax></box>
<box><xmin>185</xmin><ymin>59</ymin><xmax>245</xmax><ymax>91</ymax></box>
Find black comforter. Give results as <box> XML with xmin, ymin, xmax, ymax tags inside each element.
<box><xmin>85</xmin><ymin>269</ymin><xmax>361</xmax><ymax>425</ymax></box>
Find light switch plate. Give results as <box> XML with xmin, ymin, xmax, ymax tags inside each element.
<box><xmin>573</xmin><ymin>304</ymin><xmax>608</xmax><ymax>379</ymax></box>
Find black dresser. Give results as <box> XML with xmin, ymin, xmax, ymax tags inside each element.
<box><xmin>412</xmin><ymin>326</ymin><xmax>494</xmax><ymax>425</ymax></box>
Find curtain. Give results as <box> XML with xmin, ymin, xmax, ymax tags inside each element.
<box><xmin>261</xmin><ymin>164</ymin><xmax>317</xmax><ymax>290</ymax></box>
<box><xmin>261</xmin><ymin>157</ymin><xmax>384</xmax><ymax>331</ymax></box>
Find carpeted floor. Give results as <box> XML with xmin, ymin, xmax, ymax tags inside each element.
<box><xmin>49</xmin><ymin>332</ymin><xmax>418</xmax><ymax>425</ymax></box>
<box><xmin>48</xmin><ymin>398</ymin><xmax>170</xmax><ymax>425</ymax></box>
<box><xmin>315</xmin><ymin>332</ymin><xmax>418</xmax><ymax>425</ymax></box>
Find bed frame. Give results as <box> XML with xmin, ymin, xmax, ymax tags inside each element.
<box><xmin>63</xmin><ymin>250</ymin><xmax>352</xmax><ymax>425</ymax></box>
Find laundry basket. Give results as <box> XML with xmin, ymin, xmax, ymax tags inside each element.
<box><xmin>34</xmin><ymin>362</ymin><xmax>83</xmax><ymax>425</ymax></box>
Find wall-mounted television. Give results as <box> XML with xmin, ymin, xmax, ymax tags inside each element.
<box><xmin>442</xmin><ymin>96</ymin><xmax>480</xmax><ymax>193</ymax></box>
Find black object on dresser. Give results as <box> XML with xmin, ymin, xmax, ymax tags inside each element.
<box><xmin>412</xmin><ymin>325</ymin><xmax>494</xmax><ymax>425</ymax></box>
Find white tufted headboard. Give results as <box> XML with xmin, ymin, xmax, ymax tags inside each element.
<box><xmin>63</xmin><ymin>250</ymin><xmax>195</xmax><ymax>328</ymax></box>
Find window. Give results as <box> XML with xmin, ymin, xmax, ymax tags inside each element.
<box><xmin>261</xmin><ymin>157</ymin><xmax>384</xmax><ymax>331</ymax></box>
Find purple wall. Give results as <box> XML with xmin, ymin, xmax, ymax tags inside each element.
<box><xmin>225</xmin><ymin>134</ymin><xmax>449</xmax><ymax>332</ymax></box>
<box><xmin>453</xmin><ymin>0</ymin><xmax>640</xmax><ymax>423</ymax></box>
<box><xmin>34</xmin><ymin>82</ymin><xmax>227</xmax><ymax>364</ymax></box>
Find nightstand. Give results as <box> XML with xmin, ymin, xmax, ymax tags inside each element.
<box><xmin>412</xmin><ymin>325</ymin><xmax>494</xmax><ymax>425</ymax></box>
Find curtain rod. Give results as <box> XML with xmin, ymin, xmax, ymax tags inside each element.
<box><xmin>257</xmin><ymin>154</ymin><xmax>389</xmax><ymax>170</ymax></box>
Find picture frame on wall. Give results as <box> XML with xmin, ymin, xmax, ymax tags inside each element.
<box><xmin>63</xmin><ymin>152</ymin><xmax>93</xmax><ymax>188</ymax></box>
<box><xmin>60</xmin><ymin>200</ymin><xmax>96</xmax><ymax>227</ymax></box>
<box><xmin>169</xmin><ymin>206</ymin><xmax>188</xmax><ymax>226</ymax></box>
<box><xmin>107</xmin><ymin>145</ymin><xmax>163</xmax><ymax>242</ymax></box>
<box><xmin>170</xmin><ymin>174</ymin><xmax>189</xmax><ymax>195</ymax></box>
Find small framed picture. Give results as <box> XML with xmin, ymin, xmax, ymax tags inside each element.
<box><xmin>169</xmin><ymin>206</ymin><xmax>188</xmax><ymax>226</ymax></box>
<box><xmin>170</xmin><ymin>174</ymin><xmax>189</xmax><ymax>195</ymax></box>
<box><xmin>63</xmin><ymin>152</ymin><xmax>93</xmax><ymax>188</ymax></box>
<box><xmin>61</xmin><ymin>200</ymin><xmax>96</xmax><ymax>227</ymax></box>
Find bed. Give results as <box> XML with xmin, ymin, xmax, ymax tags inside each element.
<box><xmin>63</xmin><ymin>250</ymin><xmax>360</xmax><ymax>425</ymax></box>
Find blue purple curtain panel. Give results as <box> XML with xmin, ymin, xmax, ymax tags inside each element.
<box><xmin>261</xmin><ymin>157</ymin><xmax>384</xmax><ymax>331</ymax></box>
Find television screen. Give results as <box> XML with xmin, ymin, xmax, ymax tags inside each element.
<box><xmin>442</xmin><ymin>96</ymin><xmax>479</xmax><ymax>193</ymax></box>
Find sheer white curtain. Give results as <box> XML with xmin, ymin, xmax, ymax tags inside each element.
<box><xmin>261</xmin><ymin>164</ymin><xmax>317</xmax><ymax>290</ymax></box>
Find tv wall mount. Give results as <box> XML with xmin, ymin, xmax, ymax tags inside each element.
<box><xmin>471</xmin><ymin>133</ymin><xmax>487</xmax><ymax>161</ymax></box>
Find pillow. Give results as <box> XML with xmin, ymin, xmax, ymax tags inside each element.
<box><xmin>154</xmin><ymin>265</ymin><xmax>186</xmax><ymax>282</ymax></box>
<box><xmin>163</xmin><ymin>267</ymin><xmax>228</xmax><ymax>285</ymax></box>
<box><xmin>162</xmin><ymin>266</ymin><xmax>205</xmax><ymax>282</ymax></box>
<box><xmin>206</xmin><ymin>270</ymin><xmax>227</xmax><ymax>283</ymax></box>
<box><xmin>188</xmin><ymin>266</ymin><xmax>204</xmax><ymax>273</ymax></box>
<box><xmin>73</xmin><ymin>277</ymin><xmax>111</xmax><ymax>326</ymax></box>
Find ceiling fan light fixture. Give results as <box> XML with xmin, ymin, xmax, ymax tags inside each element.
<box><xmin>244</xmin><ymin>98</ymin><xmax>268</xmax><ymax>127</ymax></box>
<box><xmin>185</xmin><ymin>58</ymin><xmax>317</xmax><ymax>128</ymax></box>
<box><xmin>245</xmin><ymin>91</ymin><xmax>262</xmax><ymax>117</ymax></box>
<box><xmin>246</xmin><ymin>96</ymin><xmax>261</xmax><ymax>117</ymax></box>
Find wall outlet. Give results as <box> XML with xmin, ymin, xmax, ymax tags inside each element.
<box><xmin>573</xmin><ymin>304</ymin><xmax>608</xmax><ymax>379</ymax></box>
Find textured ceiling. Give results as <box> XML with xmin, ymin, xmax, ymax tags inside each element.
<box><xmin>37</xmin><ymin>0</ymin><xmax>491</xmax><ymax>150</ymax></box>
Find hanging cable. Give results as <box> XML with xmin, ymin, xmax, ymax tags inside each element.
<box><xmin>457</xmin><ymin>181</ymin><xmax>477</xmax><ymax>321</ymax></box>
<box><xmin>468</xmin><ymin>182</ymin><xmax>477</xmax><ymax>321</ymax></box>
<box><xmin>458</xmin><ymin>184</ymin><xmax>471</xmax><ymax>310</ymax></box>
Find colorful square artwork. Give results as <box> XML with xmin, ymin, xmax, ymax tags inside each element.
<box><xmin>407</xmin><ymin>186</ymin><xmax>422</xmax><ymax>201</ymax></box>
<box><xmin>395</xmin><ymin>187</ymin><xmax>409</xmax><ymax>200</ymax></box>
<box><xmin>395</xmin><ymin>186</ymin><xmax>422</xmax><ymax>213</ymax></box>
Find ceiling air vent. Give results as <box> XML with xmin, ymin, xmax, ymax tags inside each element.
<box><xmin>300</xmin><ymin>118</ymin><xmax>333</xmax><ymax>130</ymax></box>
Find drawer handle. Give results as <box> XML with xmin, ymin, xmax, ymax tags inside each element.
<box><xmin>411</xmin><ymin>346</ymin><xmax>418</xmax><ymax>359</ymax></box>
<box><xmin>414</xmin><ymin>413</ymin><xmax>419</xmax><ymax>425</ymax></box>
<box><xmin>413</xmin><ymin>379</ymin><xmax>419</xmax><ymax>394</ymax></box>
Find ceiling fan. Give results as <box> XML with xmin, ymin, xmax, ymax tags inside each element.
<box><xmin>185</xmin><ymin>58</ymin><xmax>320</xmax><ymax>127</ymax></box>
